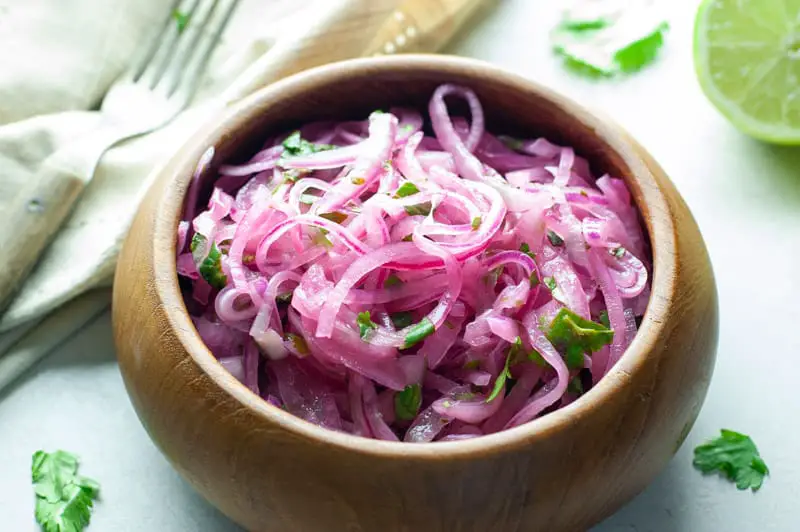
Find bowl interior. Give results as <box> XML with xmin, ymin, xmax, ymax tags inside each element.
<box><xmin>165</xmin><ymin>55</ymin><xmax>664</xmax><ymax>456</ymax></box>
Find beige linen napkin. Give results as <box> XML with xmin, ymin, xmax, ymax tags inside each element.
<box><xmin>0</xmin><ymin>0</ymin><xmax>485</xmax><ymax>391</ymax></box>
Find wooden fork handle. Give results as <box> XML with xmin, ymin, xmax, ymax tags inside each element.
<box><xmin>0</xmin><ymin>163</ymin><xmax>87</xmax><ymax>315</ymax></box>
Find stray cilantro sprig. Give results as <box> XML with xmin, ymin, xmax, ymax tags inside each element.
<box><xmin>552</xmin><ymin>1</ymin><xmax>669</xmax><ymax>78</ymax></box>
<box><xmin>280</xmin><ymin>131</ymin><xmax>335</xmax><ymax>159</ymax></box>
<box><xmin>356</xmin><ymin>311</ymin><xmax>378</xmax><ymax>340</ymax></box>
<box><xmin>693</xmin><ymin>430</ymin><xmax>769</xmax><ymax>492</ymax></box>
<box><xmin>32</xmin><ymin>450</ymin><xmax>100</xmax><ymax>532</ymax></box>
<box><xmin>173</xmin><ymin>10</ymin><xmax>190</xmax><ymax>34</ymax></box>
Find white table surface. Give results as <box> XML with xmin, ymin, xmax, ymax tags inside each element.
<box><xmin>2</xmin><ymin>1</ymin><xmax>798</xmax><ymax>530</ymax></box>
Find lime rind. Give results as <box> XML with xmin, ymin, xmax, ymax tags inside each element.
<box><xmin>693</xmin><ymin>0</ymin><xmax>800</xmax><ymax>145</ymax></box>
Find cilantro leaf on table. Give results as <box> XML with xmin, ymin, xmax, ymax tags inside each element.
<box><xmin>545</xmin><ymin>308</ymin><xmax>613</xmax><ymax>369</ymax></box>
<box><xmin>552</xmin><ymin>1</ymin><xmax>668</xmax><ymax>78</ymax></box>
<box><xmin>32</xmin><ymin>450</ymin><xmax>100</xmax><ymax>532</ymax></box>
<box><xmin>693</xmin><ymin>430</ymin><xmax>769</xmax><ymax>492</ymax></box>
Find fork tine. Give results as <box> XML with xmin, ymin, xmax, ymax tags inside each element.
<box><xmin>139</xmin><ymin>0</ymin><xmax>203</xmax><ymax>88</ymax></box>
<box><xmin>158</xmin><ymin>0</ymin><xmax>221</xmax><ymax>96</ymax></box>
<box><xmin>124</xmin><ymin>0</ymin><xmax>183</xmax><ymax>82</ymax></box>
<box><xmin>168</xmin><ymin>0</ymin><xmax>240</xmax><ymax>103</ymax></box>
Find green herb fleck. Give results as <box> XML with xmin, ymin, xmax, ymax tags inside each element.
<box><xmin>394</xmin><ymin>182</ymin><xmax>420</xmax><ymax>198</ymax></box>
<box><xmin>519</xmin><ymin>242</ymin><xmax>534</xmax><ymax>258</ymax></box>
<box><xmin>453</xmin><ymin>391</ymin><xmax>477</xmax><ymax>401</ymax></box>
<box><xmin>560</xmin><ymin>18</ymin><xmax>609</xmax><ymax>32</ymax></box>
<box><xmin>319</xmin><ymin>211</ymin><xmax>348</xmax><ymax>224</ymax></box>
<box><xmin>487</xmin><ymin>351</ymin><xmax>512</xmax><ymax>403</ymax></box>
<box><xmin>543</xmin><ymin>276</ymin><xmax>558</xmax><ymax>291</ymax></box>
<box><xmin>395</xmin><ymin>384</ymin><xmax>422</xmax><ymax>421</ymax></box>
<box><xmin>285</xmin><ymin>333</ymin><xmax>309</xmax><ymax>356</ymax></box>
<box><xmin>464</xmin><ymin>359</ymin><xmax>481</xmax><ymax>370</ymax></box>
<box><xmin>471</xmin><ymin>216</ymin><xmax>482</xmax><ymax>230</ymax></box>
<box><xmin>312</xmin><ymin>230</ymin><xmax>333</xmax><ymax>249</ymax></box>
<box><xmin>693</xmin><ymin>430</ymin><xmax>769</xmax><ymax>492</ymax></box>
<box><xmin>281</xmin><ymin>131</ymin><xmax>335</xmax><ymax>158</ymax></box>
<box><xmin>529</xmin><ymin>271</ymin><xmax>540</xmax><ymax>288</ymax></box>
<box><xmin>403</xmin><ymin>317</ymin><xmax>435</xmax><ymax>349</ymax></box>
<box><xmin>568</xmin><ymin>376</ymin><xmax>585</xmax><ymax>395</ymax></box>
<box><xmin>547</xmin><ymin>230</ymin><xmax>565</xmax><ymax>247</ymax></box>
<box><xmin>404</xmin><ymin>202</ymin><xmax>433</xmax><ymax>217</ymax></box>
<box><xmin>198</xmin><ymin>242</ymin><xmax>227</xmax><ymax>290</ymax></box>
<box><xmin>528</xmin><ymin>349</ymin><xmax>547</xmax><ymax>367</ymax></box>
<box><xmin>401</xmin><ymin>234</ymin><xmax>413</xmax><ymax>242</ymax></box>
<box><xmin>612</xmin><ymin>246</ymin><xmax>626</xmax><ymax>258</ymax></box>
<box><xmin>383</xmin><ymin>274</ymin><xmax>403</xmax><ymax>288</ymax></box>
<box><xmin>356</xmin><ymin>311</ymin><xmax>378</xmax><ymax>340</ymax></box>
<box><xmin>189</xmin><ymin>233</ymin><xmax>205</xmax><ymax>253</ymax></box>
<box><xmin>402</xmin><ymin>124</ymin><xmax>415</xmax><ymax>133</ymax></box>
<box><xmin>276</xmin><ymin>291</ymin><xmax>293</xmax><ymax>304</ymax></box>
<box><xmin>32</xmin><ymin>450</ymin><xmax>100</xmax><ymax>532</ymax></box>
<box><xmin>173</xmin><ymin>10</ymin><xmax>190</xmax><ymax>34</ymax></box>
<box><xmin>545</xmin><ymin>308</ymin><xmax>613</xmax><ymax>369</ymax></box>
<box><xmin>598</xmin><ymin>310</ymin><xmax>610</xmax><ymax>328</ymax></box>
<box><xmin>390</xmin><ymin>311</ymin><xmax>414</xmax><ymax>329</ymax></box>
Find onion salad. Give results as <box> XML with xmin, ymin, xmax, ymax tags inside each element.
<box><xmin>177</xmin><ymin>84</ymin><xmax>651</xmax><ymax>442</ymax></box>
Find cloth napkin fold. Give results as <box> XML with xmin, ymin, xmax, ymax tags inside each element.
<box><xmin>0</xmin><ymin>0</ymin><xmax>480</xmax><ymax>391</ymax></box>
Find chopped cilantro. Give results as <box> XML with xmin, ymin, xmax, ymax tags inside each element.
<box><xmin>383</xmin><ymin>274</ymin><xmax>403</xmax><ymax>288</ymax></box>
<box><xmin>404</xmin><ymin>202</ymin><xmax>433</xmax><ymax>217</ymax></box>
<box><xmin>545</xmin><ymin>308</ymin><xmax>613</xmax><ymax>369</ymax></box>
<box><xmin>487</xmin><ymin>350</ymin><xmax>512</xmax><ymax>402</ymax></box>
<box><xmin>394</xmin><ymin>182</ymin><xmax>420</xmax><ymax>198</ymax></box>
<box><xmin>519</xmin><ymin>242</ymin><xmax>535</xmax><ymax>258</ymax></box>
<box><xmin>198</xmin><ymin>242</ymin><xmax>227</xmax><ymax>290</ymax></box>
<box><xmin>390</xmin><ymin>311</ymin><xmax>414</xmax><ymax>329</ymax></box>
<box><xmin>401</xmin><ymin>234</ymin><xmax>413</xmax><ymax>242</ymax></box>
<box><xmin>285</xmin><ymin>333</ymin><xmax>309</xmax><ymax>356</ymax></box>
<box><xmin>543</xmin><ymin>276</ymin><xmax>558</xmax><ymax>291</ymax></box>
<box><xmin>612</xmin><ymin>246</ymin><xmax>626</xmax><ymax>258</ymax></box>
<box><xmin>356</xmin><ymin>311</ymin><xmax>378</xmax><ymax>340</ymax></box>
<box><xmin>547</xmin><ymin>229</ymin><xmax>565</xmax><ymax>247</ymax></box>
<box><xmin>402</xmin><ymin>317</ymin><xmax>435</xmax><ymax>348</ymax></box>
<box><xmin>395</xmin><ymin>384</ymin><xmax>422</xmax><ymax>421</ymax></box>
<box><xmin>471</xmin><ymin>216</ymin><xmax>482</xmax><ymax>230</ymax></box>
<box><xmin>32</xmin><ymin>450</ymin><xmax>100</xmax><ymax>532</ymax></box>
<box><xmin>173</xmin><ymin>10</ymin><xmax>190</xmax><ymax>34</ymax></box>
<box><xmin>312</xmin><ymin>230</ymin><xmax>333</xmax><ymax>249</ymax></box>
<box><xmin>598</xmin><ymin>310</ymin><xmax>610</xmax><ymax>328</ymax></box>
<box><xmin>528</xmin><ymin>349</ymin><xmax>547</xmax><ymax>367</ymax></box>
<box><xmin>693</xmin><ymin>430</ymin><xmax>769</xmax><ymax>492</ymax></box>
<box><xmin>189</xmin><ymin>232</ymin><xmax>205</xmax><ymax>253</ymax></box>
<box><xmin>530</xmin><ymin>271</ymin><xmax>540</xmax><ymax>288</ymax></box>
<box><xmin>281</xmin><ymin>131</ymin><xmax>335</xmax><ymax>158</ymax></box>
<box><xmin>319</xmin><ymin>211</ymin><xmax>348</xmax><ymax>224</ymax></box>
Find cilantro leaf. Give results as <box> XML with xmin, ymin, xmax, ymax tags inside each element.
<box><xmin>281</xmin><ymin>131</ymin><xmax>335</xmax><ymax>158</ymax></box>
<box><xmin>402</xmin><ymin>317</ymin><xmax>435</xmax><ymax>348</ymax></box>
<box><xmin>383</xmin><ymin>274</ymin><xmax>403</xmax><ymax>288</ymax></box>
<box><xmin>487</xmin><ymin>349</ymin><xmax>513</xmax><ymax>403</ymax></box>
<box><xmin>552</xmin><ymin>3</ymin><xmax>668</xmax><ymax>78</ymax></box>
<box><xmin>471</xmin><ymin>216</ymin><xmax>482</xmax><ymax>230</ymax></box>
<box><xmin>32</xmin><ymin>450</ymin><xmax>100</xmax><ymax>532</ymax></box>
<box><xmin>693</xmin><ymin>430</ymin><xmax>769</xmax><ymax>492</ymax></box>
<box><xmin>390</xmin><ymin>311</ymin><xmax>414</xmax><ymax>329</ymax></box>
<box><xmin>198</xmin><ymin>242</ymin><xmax>227</xmax><ymax>290</ymax></box>
<box><xmin>394</xmin><ymin>182</ymin><xmax>420</xmax><ymax>198</ymax></box>
<box><xmin>612</xmin><ymin>246</ymin><xmax>626</xmax><ymax>258</ymax></box>
<box><xmin>319</xmin><ymin>211</ymin><xmax>348</xmax><ymax>224</ymax></box>
<box><xmin>545</xmin><ymin>308</ymin><xmax>613</xmax><ymax>369</ymax></box>
<box><xmin>543</xmin><ymin>276</ymin><xmax>558</xmax><ymax>291</ymax></box>
<box><xmin>356</xmin><ymin>311</ymin><xmax>378</xmax><ymax>340</ymax></box>
<box><xmin>546</xmin><ymin>230</ymin><xmax>565</xmax><ymax>247</ymax></box>
<box><xmin>404</xmin><ymin>202</ymin><xmax>433</xmax><ymax>217</ymax></box>
<box><xmin>172</xmin><ymin>10</ymin><xmax>190</xmax><ymax>34</ymax></box>
<box><xmin>519</xmin><ymin>242</ymin><xmax>535</xmax><ymax>259</ymax></box>
<box><xmin>395</xmin><ymin>384</ymin><xmax>422</xmax><ymax>421</ymax></box>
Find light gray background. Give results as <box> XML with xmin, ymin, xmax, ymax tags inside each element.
<box><xmin>2</xmin><ymin>0</ymin><xmax>797</xmax><ymax>530</ymax></box>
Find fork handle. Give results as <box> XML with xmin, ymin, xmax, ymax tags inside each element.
<box><xmin>0</xmin><ymin>162</ymin><xmax>87</xmax><ymax>314</ymax></box>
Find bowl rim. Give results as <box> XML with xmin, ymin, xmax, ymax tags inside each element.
<box><xmin>153</xmin><ymin>54</ymin><xmax>675</xmax><ymax>460</ymax></box>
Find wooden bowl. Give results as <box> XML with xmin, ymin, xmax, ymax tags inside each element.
<box><xmin>113</xmin><ymin>55</ymin><xmax>718</xmax><ymax>531</ymax></box>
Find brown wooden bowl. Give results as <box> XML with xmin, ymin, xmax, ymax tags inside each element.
<box><xmin>113</xmin><ymin>55</ymin><xmax>718</xmax><ymax>532</ymax></box>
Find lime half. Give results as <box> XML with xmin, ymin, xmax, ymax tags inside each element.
<box><xmin>694</xmin><ymin>0</ymin><xmax>800</xmax><ymax>144</ymax></box>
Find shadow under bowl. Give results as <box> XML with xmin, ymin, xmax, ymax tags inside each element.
<box><xmin>112</xmin><ymin>55</ymin><xmax>718</xmax><ymax>532</ymax></box>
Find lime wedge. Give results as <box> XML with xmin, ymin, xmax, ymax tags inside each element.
<box><xmin>694</xmin><ymin>0</ymin><xmax>800</xmax><ymax>144</ymax></box>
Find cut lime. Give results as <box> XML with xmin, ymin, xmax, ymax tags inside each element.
<box><xmin>694</xmin><ymin>0</ymin><xmax>800</xmax><ymax>144</ymax></box>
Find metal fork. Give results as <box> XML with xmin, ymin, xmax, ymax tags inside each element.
<box><xmin>0</xmin><ymin>0</ymin><xmax>239</xmax><ymax>314</ymax></box>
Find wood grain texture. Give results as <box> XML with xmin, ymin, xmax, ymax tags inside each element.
<box><xmin>112</xmin><ymin>55</ymin><xmax>718</xmax><ymax>532</ymax></box>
